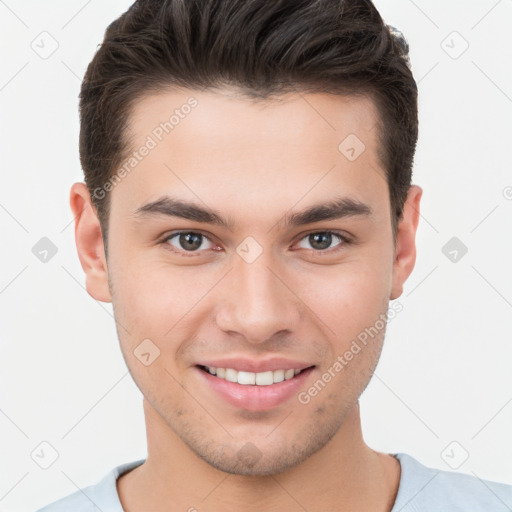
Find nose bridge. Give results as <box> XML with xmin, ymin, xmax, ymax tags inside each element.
<box><xmin>215</xmin><ymin>250</ymin><xmax>300</xmax><ymax>343</ymax></box>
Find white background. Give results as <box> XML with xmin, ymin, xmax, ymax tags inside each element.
<box><xmin>0</xmin><ymin>1</ymin><xmax>511</xmax><ymax>510</ymax></box>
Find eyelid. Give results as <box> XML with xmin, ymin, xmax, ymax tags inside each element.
<box><xmin>293</xmin><ymin>230</ymin><xmax>351</xmax><ymax>253</ymax></box>
<box><xmin>162</xmin><ymin>230</ymin><xmax>218</xmax><ymax>255</ymax></box>
<box><xmin>296</xmin><ymin>228</ymin><xmax>352</xmax><ymax>242</ymax></box>
<box><xmin>161</xmin><ymin>229</ymin><xmax>352</xmax><ymax>256</ymax></box>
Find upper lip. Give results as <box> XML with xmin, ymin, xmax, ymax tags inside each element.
<box><xmin>197</xmin><ymin>358</ymin><xmax>315</xmax><ymax>373</ymax></box>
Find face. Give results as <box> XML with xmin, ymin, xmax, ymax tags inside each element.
<box><xmin>73</xmin><ymin>87</ymin><xmax>421</xmax><ymax>476</ymax></box>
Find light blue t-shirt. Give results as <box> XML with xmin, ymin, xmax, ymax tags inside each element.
<box><xmin>35</xmin><ymin>452</ymin><xmax>512</xmax><ymax>511</ymax></box>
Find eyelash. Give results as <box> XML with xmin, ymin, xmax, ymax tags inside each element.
<box><xmin>160</xmin><ymin>230</ymin><xmax>352</xmax><ymax>257</ymax></box>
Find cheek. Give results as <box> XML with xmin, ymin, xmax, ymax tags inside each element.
<box><xmin>109</xmin><ymin>252</ymin><xmax>220</xmax><ymax>354</ymax></box>
<box><xmin>109</xmin><ymin>262</ymin><xmax>191</xmax><ymax>395</ymax></box>
<box><xmin>298</xmin><ymin>257</ymin><xmax>391</xmax><ymax>340</ymax></box>
<box><xmin>110</xmin><ymin>248</ymin><xmax>186</xmax><ymax>319</ymax></box>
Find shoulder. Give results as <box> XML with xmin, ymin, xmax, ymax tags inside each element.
<box><xmin>392</xmin><ymin>452</ymin><xmax>512</xmax><ymax>512</ymax></box>
<box><xmin>34</xmin><ymin>459</ymin><xmax>145</xmax><ymax>512</ymax></box>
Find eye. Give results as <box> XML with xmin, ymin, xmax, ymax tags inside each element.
<box><xmin>163</xmin><ymin>231</ymin><xmax>216</xmax><ymax>253</ymax></box>
<box><xmin>296</xmin><ymin>231</ymin><xmax>349</xmax><ymax>252</ymax></box>
<box><xmin>161</xmin><ymin>230</ymin><xmax>351</xmax><ymax>257</ymax></box>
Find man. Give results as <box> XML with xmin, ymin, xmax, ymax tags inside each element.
<box><xmin>36</xmin><ymin>0</ymin><xmax>512</xmax><ymax>510</ymax></box>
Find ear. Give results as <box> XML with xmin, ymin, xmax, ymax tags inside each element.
<box><xmin>390</xmin><ymin>185</ymin><xmax>423</xmax><ymax>300</ymax></box>
<box><xmin>69</xmin><ymin>182</ymin><xmax>111</xmax><ymax>303</ymax></box>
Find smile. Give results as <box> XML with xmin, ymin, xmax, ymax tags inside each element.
<box><xmin>199</xmin><ymin>365</ymin><xmax>304</xmax><ymax>385</ymax></box>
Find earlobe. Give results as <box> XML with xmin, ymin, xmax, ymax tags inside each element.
<box><xmin>70</xmin><ymin>182</ymin><xmax>112</xmax><ymax>303</ymax></box>
<box><xmin>390</xmin><ymin>185</ymin><xmax>423</xmax><ymax>300</ymax></box>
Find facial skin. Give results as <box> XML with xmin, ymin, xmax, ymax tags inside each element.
<box><xmin>71</xmin><ymin>87</ymin><xmax>422</xmax><ymax>511</ymax></box>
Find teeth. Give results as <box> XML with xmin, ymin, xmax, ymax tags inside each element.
<box><xmin>255</xmin><ymin>371</ymin><xmax>273</xmax><ymax>386</ymax></box>
<box><xmin>203</xmin><ymin>366</ymin><xmax>304</xmax><ymax>385</ymax></box>
<box><xmin>225</xmin><ymin>368</ymin><xmax>238</xmax><ymax>383</ymax></box>
<box><xmin>273</xmin><ymin>369</ymin><xmax>285</xmax><ymax>383</ymax></box>
<box><xmin>284</xmin><ymin>369</ymin><xmax>295</xmax><ymax>380</ymax></box>
<box><xmin>238</xmin><ymin>371</ymin><xmax>256</xmax><ymax>385</ymax></box>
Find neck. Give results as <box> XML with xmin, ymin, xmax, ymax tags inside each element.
<box><xmin>117</xmin><ymin>399</ymin><xmax>400</xmax><ymax>512</ymax></box>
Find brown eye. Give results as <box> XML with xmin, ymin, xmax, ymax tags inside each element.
<box><xmin>297</xmin><ymin>232</ymin><xmax>347</xmax><ymax>252</ymax></box>
<box><xmin>165</xmin><ymin>232</ymin><xmax>214</xmax><ymax>252</ymax></box>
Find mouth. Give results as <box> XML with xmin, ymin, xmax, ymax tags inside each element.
<box><xmin>197</xmin><ymin>364</ymin><xmax>312</xmax><ymax>386</ymax></box>
<box><xmin>195</xmin><ymin>363</ymin><xmax>316</xmax><ymax>411</ymax></box>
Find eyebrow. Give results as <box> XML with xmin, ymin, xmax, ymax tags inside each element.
<box><xmin>133</xmin><ymin>195</ymin><xmax>373</xmax><ymax>230</ymax></box>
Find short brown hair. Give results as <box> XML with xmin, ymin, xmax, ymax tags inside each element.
<box><xmin>79</xmin><ymin>0</ymin><xmax>418</xmax><ymax>250</ymax></box>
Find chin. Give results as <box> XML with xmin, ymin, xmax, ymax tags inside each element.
<box><xmin>189</xmin><ymin>425</ymin><xmax>339</xmax><ymax>477</ymax></box>
<box><xmin>198</xmin><ymin>449</ymin><xmax>305</xmax><ymax>476</ymax></box>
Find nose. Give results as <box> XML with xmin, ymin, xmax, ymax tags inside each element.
<box><xmin>215</xmin><ymin>252</ymin><xmax>302</xmax><ymax>344</ymax></box>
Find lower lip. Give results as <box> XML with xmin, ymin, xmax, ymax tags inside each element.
<box><xmin>195</xmin><ymin>366</ymin><xmax>315</xmax><ymax>411</ymax></box>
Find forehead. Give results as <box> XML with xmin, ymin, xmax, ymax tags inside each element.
<box><xmin>112</xmin><ymin>87</ymin><xmax>388</xmax><ymax>226</ymax></box>
<box><xmin>127</xmin><ymin>86</ymin><xmax>381</xmax><ymax>154</ymax></box>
